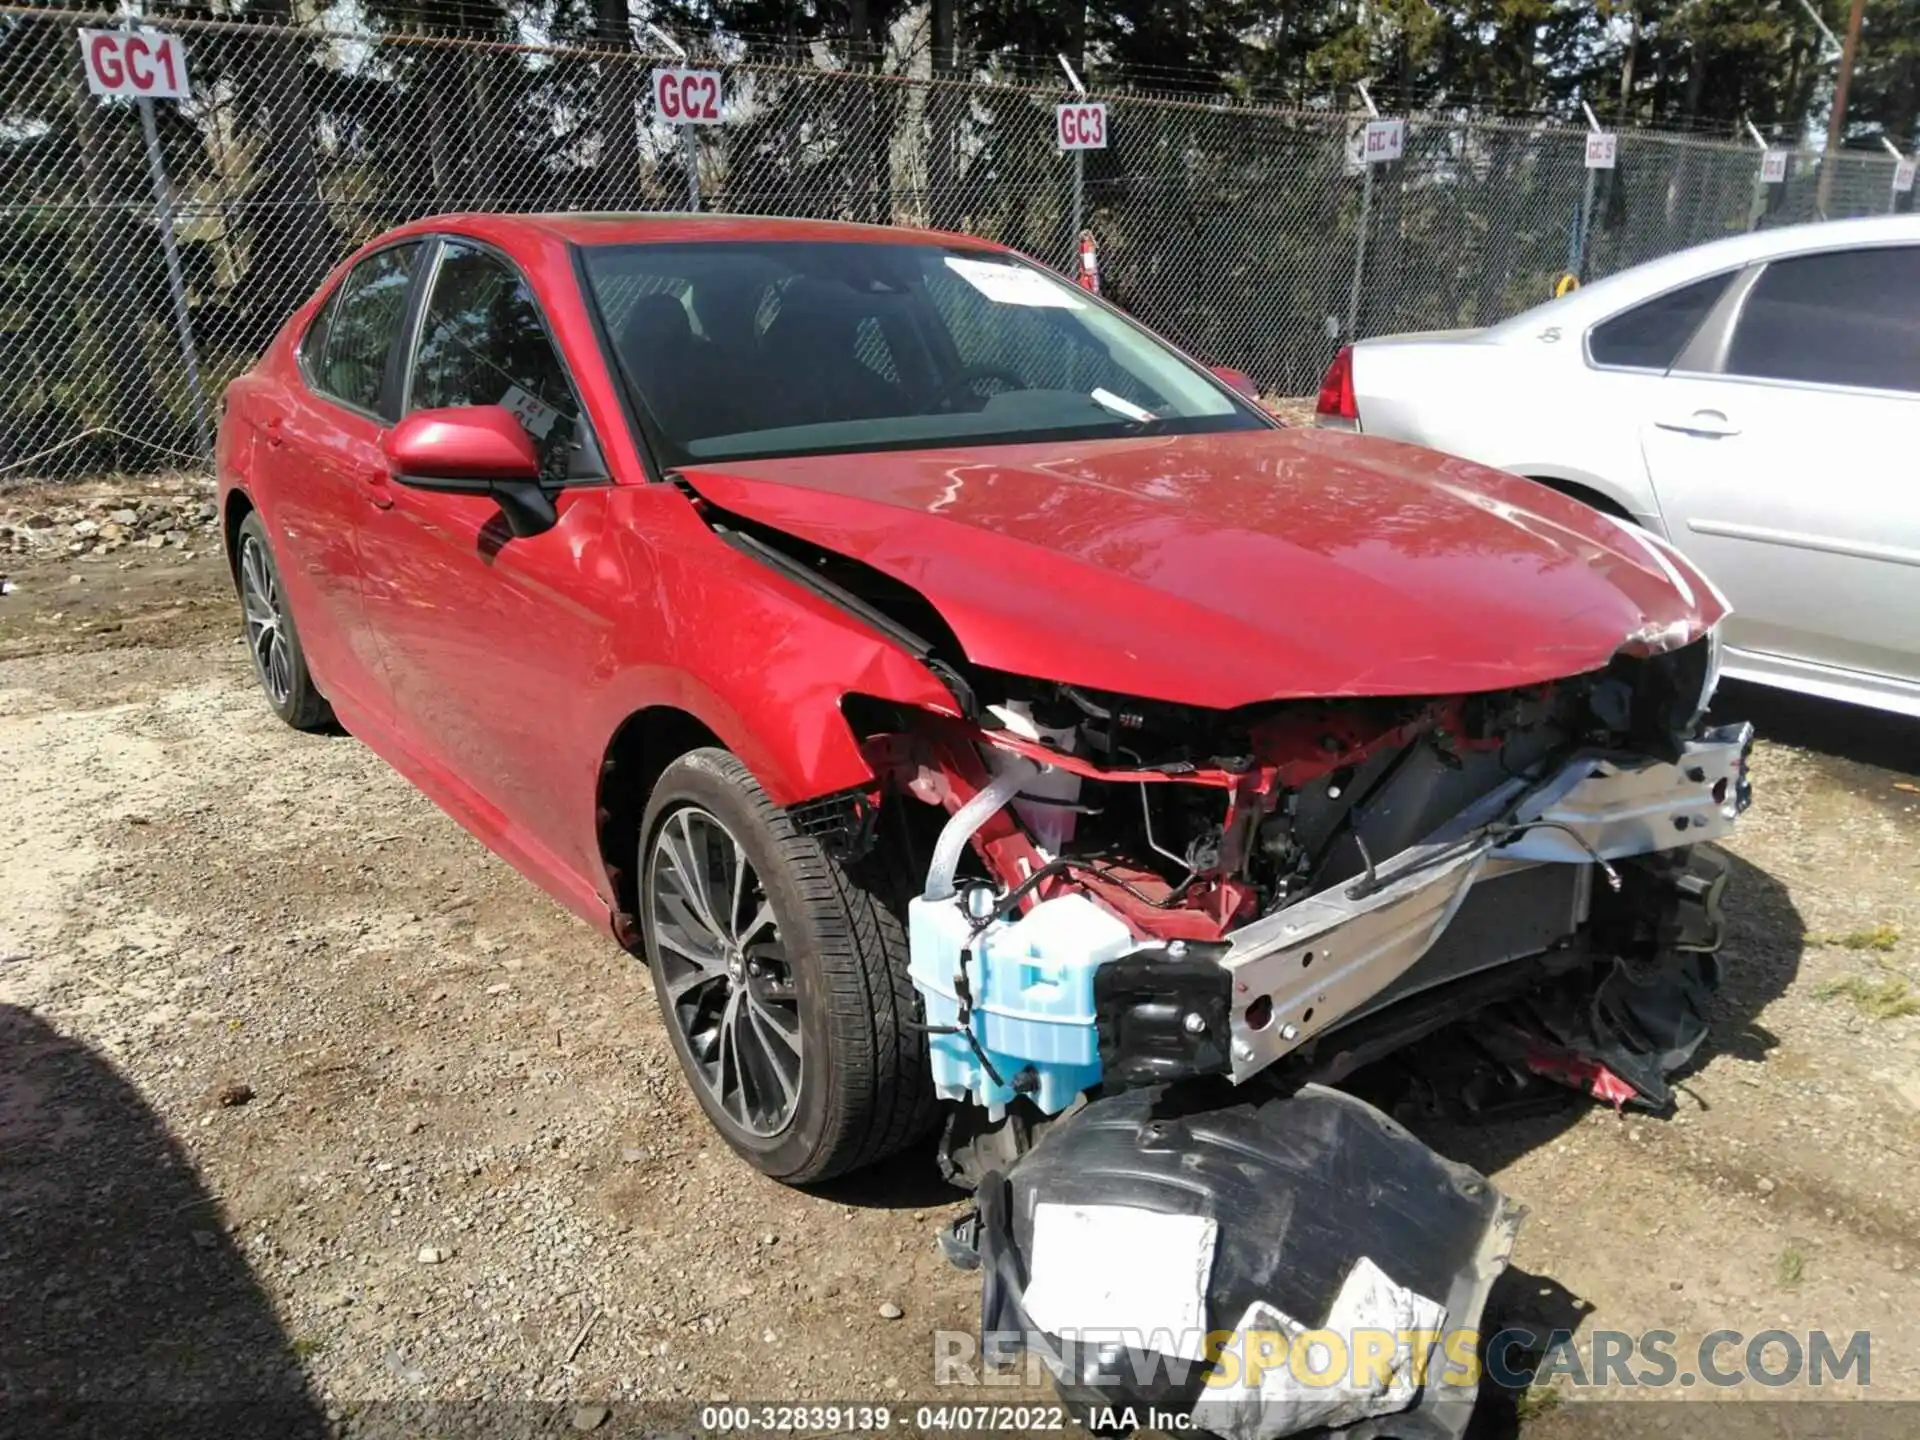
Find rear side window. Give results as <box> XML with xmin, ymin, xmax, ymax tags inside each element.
<box><xmin>309</xmin><ymin>244</ymin><xmax>420</xmax><ymax>416</ymax></box>
<box><xmin>1587</xmin><ymin>272</ymin><xmax>1732</xmax><ymax>371</ymax></box>
<box><xmin>1724</xmin><ymin>246</ymin><xmax>1920</xmax><ymax>393</ymax></box>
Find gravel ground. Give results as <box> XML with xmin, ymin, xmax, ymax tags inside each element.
<box><xmin>2</xmin><ymin>484</ymin><xmax>1917</xmax><ymax>1437</ymax></box>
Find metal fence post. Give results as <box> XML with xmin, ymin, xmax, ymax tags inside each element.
<box><xmin>1059</xmin><ymin>55</ymin><xmax>1086</xmax><ymax>269</ymax></box>
<box><xmin>1575</xmin><ymin>102</ymin><xmax>1602</xmax><ymax>280</ymax></box>
<box><xmin>1070</xmin><ymin>148</ymin><xmax>1083</xmax><ymax>264</ymax></box>
<box><xmin>1346</xmin><ymin>160</ymin><xmax>1374</xmax><ymax>340</ymax></box>
<box><xmin>136</xmin><ymin>94</ymin><xmax>211</xmax><ymax>460</ymax></box>
<box><xmin>682</xmin><ymin>123</ymin><xmax>700</xmax><ymax>210</ymax></box>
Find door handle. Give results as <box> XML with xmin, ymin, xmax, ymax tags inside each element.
<box><xmin>1654</xmin><ymin>409</ymin><xmax>1740</xmax><ymax>438</ymax></box>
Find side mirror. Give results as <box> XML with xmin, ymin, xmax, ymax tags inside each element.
<box><xmin>382</xmin><ymin>405</ymin><xmax>557</xmax><ymax>538</ymax></box>
<box><xmin>1209</xmin><ymin>365</ymin><xmax>1262</xmax><ymax>403</ymax></box>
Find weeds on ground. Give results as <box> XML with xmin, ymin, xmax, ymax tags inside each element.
<box><xmin>1808</xmin><ymin>924</ymin><xmax>1901</xmax><ymax>952</ymax></box>
<box><xmin>1813</xmin><ymin>974</ymin><xmax>1920</xmax><ymax>1020</ymax></box>
<box><xmin>1777</xmin><ymin>1241</ymin><xmax>1808</xmax><ymax>1289</ymax></box>
<box><xmin>1515</xmin><ymin>1385</ymin><xmax>1562</xmax><ymax>1420</ymax></box>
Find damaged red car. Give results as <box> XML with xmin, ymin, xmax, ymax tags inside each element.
<box><xmin>219</xmin><ymin>214</ymin><xmax>1750</xmax><ymax>1435</ymax></box>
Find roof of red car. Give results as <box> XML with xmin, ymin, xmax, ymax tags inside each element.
<box><xmin>410</xmin><ymin>212</ymin><xmax>1008</xmax><ymax>251</ymax></box>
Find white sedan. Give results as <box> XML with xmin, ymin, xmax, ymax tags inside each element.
<box><xmin>1316</xmin><ymin>214</ymin><xmax>1920</xmax><ymax>718</ymax></box>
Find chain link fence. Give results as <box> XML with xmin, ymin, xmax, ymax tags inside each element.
<box><xmin>3</xmin><ymin>6</ymin><xmax>1913</xmax><ymax>479</ymax></box>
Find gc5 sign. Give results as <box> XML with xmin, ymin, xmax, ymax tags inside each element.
<box><xmin>79</xmin><ymin>28</ymin><xmax>191</xmax><ymax>101</ymax></box>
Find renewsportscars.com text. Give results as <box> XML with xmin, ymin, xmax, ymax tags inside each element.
<box><xmin>933</xmin><ymin>1327</ymin><xmax>1872</xmax><ymax>1391</ymax></box>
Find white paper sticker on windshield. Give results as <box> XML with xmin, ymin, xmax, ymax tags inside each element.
<box><xmin>500</xmin><ymin>384</ymin><xmax>559</xmax><ymax>440</ymax></box>
<box><xmin>944</xmin><ymin>256</ymin><xmax>1086</xmax><ymax>309</ymax></box>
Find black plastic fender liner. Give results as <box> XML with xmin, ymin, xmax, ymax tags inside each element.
<box><xmin>977</xmin><ymin>1083</ymin><xmax>1520</xmax><ymax>1440</ymax></box>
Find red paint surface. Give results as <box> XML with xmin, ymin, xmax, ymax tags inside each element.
<box><xmin>683</xmin><ymin>428</ymin><xmax>1723</xmax><ymax>708</ymax></box>
<box><xmin>219</xmin><ymin>214</ymin><xmax>1724</xmax><ymax>943</ymax></box>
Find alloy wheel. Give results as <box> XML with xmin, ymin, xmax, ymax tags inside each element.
<box><xmin>239</xmin><ymin>534</ymin><xmax>292</xmax><ymax>708</ymax></box>
<box><xmin>646</xmin><ymin>805</ymin><xmax>804</xmax><ymax>1138</ymax></box>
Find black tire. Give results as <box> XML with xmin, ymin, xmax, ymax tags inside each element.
<box><xmin>638</xmin><ymin>748</ymin><xmax>935</xmax><ymax>1183</ymax></box>
<box><xmin>234</xmin><ymin>511</ymin><xmax>332</xmax><ymax>732</ymax></box>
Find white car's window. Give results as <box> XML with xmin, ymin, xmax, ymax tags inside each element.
<box><xmin>1587</xmin><ymin>272</ymin><xmax>1732</xmax><ymax>371</ymax></box>
<box><xmin>581</xmin><ymin>241</ymin><xmax>1263</xmax><ymax>464</ymax></box>
<box><xmin>1723</xmin><ymin>245</ymin><xmax>1920</xmax><ymax>394</ymax></box>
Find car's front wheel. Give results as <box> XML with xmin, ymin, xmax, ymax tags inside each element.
<box><xmin>234</xmin><ymin>510</ymin><xmax>332</xmax><ymax>731</ymax></box>
<box><xmin>638</xmin><ymin>748</ymin><xmax>935</xmax><ymax>1183</ymax></box>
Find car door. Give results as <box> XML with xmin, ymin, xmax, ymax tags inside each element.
<box><xmin>355</xmin><ymin>237</ymin><xmax>625</xmax><ymax>889</ymax></box>
<box><xmin>1639</xmin><ymin>244</ymin><xmax>1920</xmax><ymax>692</ymax></box>
<box><xmin>263</xmin><ymin>241</ymin><xmax>425</xmax><ymax>719</ymax></box>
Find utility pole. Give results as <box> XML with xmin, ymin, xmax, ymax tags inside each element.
<box><xmin>1817</xmin><ymin>0</ymin><xmax>1869</xmax><ymax>213</ymax></box>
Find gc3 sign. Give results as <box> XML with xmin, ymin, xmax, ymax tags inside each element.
<box><xmin>1056</xmin><ymin>102</ymin><xmax>1108</xmax><ymax>151</ymax></box>
<box><xmin>79</xmin><ymin>28</ymin><xmax>191</xmax><ymax>101</ymax></box>
<box><xmin>653</xmin><ymin>67</ymin><xmax>724</xmax><ymax>125</ymax></box>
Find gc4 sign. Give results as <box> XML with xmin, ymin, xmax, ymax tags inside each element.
<box><xmin>1760</xmin><ymin>150</ymin><xmax>1789</xmax><ymax>184</ymax></box>
<box><xmin>79</xmin><ymin>28</ymin><xmax>190</xmax><ymax>101</ymax></box>
<box><xmin>1585</xmin><ymin>132</ymin><xmax>1618</xmax><ymax>169</ymax></box>
<box><xmin>1056</xmin><ymin>103</ymin><xmax>1108</xmax><ymax>151</ymax></box>
<box><xmin>653</xmin><ymin>67</ymin><xmax>724</xmax><ymax>125</ymax></box>
<box><xmin>1895</xmin><ymin>159</ymin><xmax>1916</xmax><ymax>194</ymax></box>
<box><xmin>1363</xmin><ymin>118</ymin><xmax>1405</xmax><ymax>164</ymax></box>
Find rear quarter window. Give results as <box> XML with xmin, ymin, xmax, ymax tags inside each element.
<box><xmin>1587</xmin><ymin>272</ymin><xmax>1733</xmax><ymax>371</ymax></box>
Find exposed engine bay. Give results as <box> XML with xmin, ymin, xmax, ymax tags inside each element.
<box><xmin>839</xmin><ymin>643</ymin><xmax>1749</xmax><ymax>1439</ymax></box>
<box><xmin>705</xmin><ymin>486</ymin><xmax>1752</xmax><ymax>1440</ymax></box>
<box><xmin>828</xmin><ymin>630</ymin><xmax>1747</xmax><ymax>1125</ymax></box>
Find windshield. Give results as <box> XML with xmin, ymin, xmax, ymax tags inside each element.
<box><xmin>578</xmin><ymin>240</ymin><xmax>1264</xmax><ymax>465</ymax></box>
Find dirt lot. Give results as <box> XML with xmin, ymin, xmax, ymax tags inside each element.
<box><xmin>2</xmin><ymin>487</ymin><xmax>1918</xmax><ymax>1437</ymax></box>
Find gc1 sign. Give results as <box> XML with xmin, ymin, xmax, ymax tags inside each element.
<box><xmin>1760</xmin><ymin>150</ymin><xmax>1789</xmax><ymax>185</ymax></box>
<box><xmin>1363</xmin><ymin>118</ymin><xmax>1405</xmax><ymax>165</ymax></box>
<box><xmin>652</xmin><ymin>67</ymin><xmax>724</xmax><ymax>125</ymax></box>
<box><xmin>1585</xmin><ymin>132</ymin><xmax>1618</xmax><ymax>169</ymax></box>
<box><xmin>79</xmin><ymin>28</ymin><xmax>190</xmax><ymax>101</ymax></box>
<box><xmin>1895</xmin><ymin>159</ymin><xmax>1916</xmax><ymax>195</ymax></box>
<box><xmin>1056</xmin><ymin>102</ymin><xmax>1108</xmax><ymax>151</ymax></box>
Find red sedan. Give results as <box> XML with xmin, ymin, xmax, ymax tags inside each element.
<box><xmin>218</xmin><ymin>213</ymin><xmax>1748</xmax><ymax>1193</ymax></box>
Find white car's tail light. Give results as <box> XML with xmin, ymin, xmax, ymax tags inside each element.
<box><xmin>1314</xmin><ymin>345</ymin><xmax>1359</xmax><ymax>429</ymax></box>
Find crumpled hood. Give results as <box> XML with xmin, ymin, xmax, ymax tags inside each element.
<box><xmin>678</xmin><ymin>428</ymin><xmax>1726</xmax><ymax>710</ymax></box>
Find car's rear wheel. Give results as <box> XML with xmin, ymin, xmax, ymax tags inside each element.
<box><xmin>639</xmin><ymin>748</ymin><xmax>935</xmax><ymax>1183</ymax></box>
<box><xmin>235</xmin><ymin>511</ymin><xmax>332</xmax><ymax>731</ymax></box>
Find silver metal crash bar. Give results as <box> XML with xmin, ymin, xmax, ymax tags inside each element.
<box><xmin>1217</xmin><ymin>723</ymin><xmax>1753</xmax><ymax>1082</ymax></box>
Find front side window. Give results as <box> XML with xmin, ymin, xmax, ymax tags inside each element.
<box><xmin>580</xmin><ymin>241</ymin><xmax>1262</xmax><ymax>464</ymax></box>
<box><xmin>1587</xmin><ymin>272</ymin><xmax>1732</xmax><ymax>371</ymax></box>
<box><xmin>310</xmin><ymin>244</ymin><xmax>421</xmax><ymax>416</ymax></box>
<box><xmin>1723</xmin><ymin>246</ymin><xmax>1920</xmax><ymax>393</ymax></box>
<box><xmin>407</xmin><ymin>241</ymin><xmax>589</xmax><ymax>476</ymax></box>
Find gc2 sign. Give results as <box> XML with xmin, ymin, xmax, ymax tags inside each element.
<box><xmin>79</xmin><ymin>28</ymin><xmax>190</xmax><ymax>101</ymax></box>
<box><xmin>1760</xmin><ymin>150</ymin><xmax>1789</xmax><ymax>185</ymax></box>
<box><xmin>1056</xmin><ymin>103</ymin><xmax>1108</xmax><ymax>151</ymax></box>
<box><xmin>653</xmin><ymin>68</ymin><xmax>724</xmax><ymax>125</ymax></box>
<box><xmin>1363</xmin><ymin>118</ymin><xmax>1405</xmax><ymax>165</ymax></box>
<box><xmin>1585</xmin><ymin>132</ymin><xmax>1618</xmax><ymax>169</ymax></box>
<box><xmin>1895</xmin><ymin>159</ymin><xmax>1916</xmax><ymax>195</ymax></box>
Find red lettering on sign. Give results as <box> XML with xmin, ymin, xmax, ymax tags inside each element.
<box><xmin>125</xmin><ymin>34</ymin><xmax>155</xmax><ymax>91</ymax></box>
<box><xmin>81</xmin><ymin>29</ymin><xmax>191</xmax><ymax>100</ymax></box>
<box><xmin>654</xmin><ymin>68</ymin><xmax>725</xmax><ymax>125</ymax></box>
<box><xmin>89</xmin><ymin>33</ymin><xmax>124</xmax><ymax>89</ymax></box>
<box><xmin>1057</xmin><ymin>103</ymin><xmax>1108</xmax><ymax>151</ymax></box>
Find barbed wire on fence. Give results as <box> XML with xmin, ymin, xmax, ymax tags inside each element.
<box><xmin>1</xmin><ymin>5</ymin><xmax>1912</xmax><ymax>478</ymax></box>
